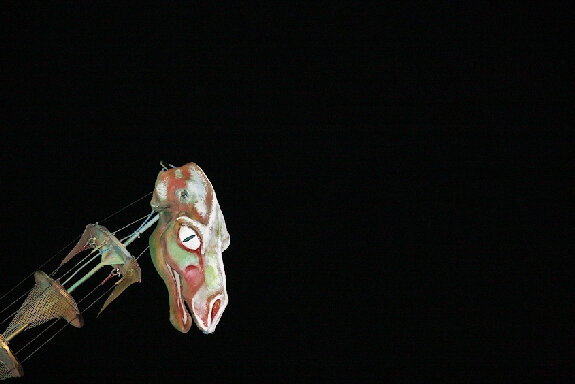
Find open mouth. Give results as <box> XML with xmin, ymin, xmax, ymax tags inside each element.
<box><xmin>165</xmin><ymin>262</ymin><xmax>190</xmax><ymax>328</ymax></box>
<box><xmin>165</xmin><ymin>262</ymin><xmax>225</xmax><ymax>333</ymax></box>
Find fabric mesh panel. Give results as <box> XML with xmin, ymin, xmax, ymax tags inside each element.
<box><xmin>3</xmin><ymin>273</ymin><xmax>80</xmax><ymax>339</ymax></box>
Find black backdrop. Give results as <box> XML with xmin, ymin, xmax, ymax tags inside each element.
<box><xmin>1</xmin><ymin>3</ymin><xmax>571</xmax><ymax>382</ymax></box>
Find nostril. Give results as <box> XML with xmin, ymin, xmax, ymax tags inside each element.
<box><xmin>210</xmin><ymin>298</ymin><xmax>221</xmax><ymax>321</ymax></box>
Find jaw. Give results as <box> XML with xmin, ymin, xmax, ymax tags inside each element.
<box><xmin>164</xmin><ymin>262</ymin><xmax>192</xmax><ymax>332</ymax></box>
<box><xmin>164</xmin><ymin>262</ymin><xmax>228</xmax><ymax>334</ymax></box>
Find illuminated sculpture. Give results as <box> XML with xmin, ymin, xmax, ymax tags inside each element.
<box><xmin>150</xmin><ymin>163</ymin><xmax>229</xmax><ymax>334</ymax></box>
<box><xmin>0</xmin><ymin>162</ymin><xmax>230</xmax><ymax>380</ymax></box>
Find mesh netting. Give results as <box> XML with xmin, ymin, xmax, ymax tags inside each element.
<box><xmin>0</xmin><ymin>361</ymin><xmax>9</xmax><ymax>380</ymax></box>
<box><xmin>0</xmin><ymin>336</ymin><xmax>18</xmax><ymax>380</ymax></box>
<box><xmin>0</xmin><ymin>351</ymin><xmax>21</xmax><ymax>380</ymax></box>
<box><xmin>3</xmin><ymin>272</ymin><xmax>80</xmax><ymax>339</ymax></box>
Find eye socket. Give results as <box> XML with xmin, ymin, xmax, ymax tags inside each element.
<box><xmin>176</xmin><ymin>188</ymin><xmax>189</xmax><ymax>202</ymax></box>
<box><xmin>178</xmin><ymin>225</ymin><xmax>200</xmax><ymax>251</ymax></box>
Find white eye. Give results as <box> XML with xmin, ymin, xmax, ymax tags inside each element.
<box><xmin>178</xmin><ymin>225</ymin><xmax>200</xmax><ymax>251</ymax></box>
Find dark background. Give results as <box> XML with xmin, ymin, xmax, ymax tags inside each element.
<box><xmin>0</xmin><ymin>3</ymin><xmax>571</xmax><ymax>382</ymax></box>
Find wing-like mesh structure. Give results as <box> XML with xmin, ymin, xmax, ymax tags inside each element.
<box><xmin>1</xmin><ymin>271</ymin><xmax>81</xmax><ymax>380</ymax></box>
<box><xmin>3</xmin><ymin>271</ymin><xmax>83</xmax><ymax>340</ymax></box>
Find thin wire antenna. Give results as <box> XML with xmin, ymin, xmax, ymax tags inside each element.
<box><xmin>1</xmin><ymin>271</ymin><xmax>77</xmax><ymax>326</ymax></box>
<box><xmin>14</xmin><ymin>319</ymin><xmax>59</xmax><ymax>356</ymax></box>
<box><xmin>15</xmin><ymin>267</ymin><xmax>118</xmax><ymax>358</ymax></box>
<box><xmin>54</xmin><ymin>247</ymin><xmax>101</xmax><ymax>282</ymax></box>
<box><xmin>113</xmin><ymin>212</ymin><xmax>153</xmax><ymax>238</ymax></box>
<box><xmin>0</xmin><ymin>183</ymin><xmax>159</xmax><ymax>376</ymax></box>
<box><xmin>20</xmin><ymin>282</ymin><xmax>118</xmax><ymax>364</ymax></box>
<box><xmin>1</xmin><ymin>263</ymin><xmax>92</xmax><ymax>330</ymax></box>
<box><xmin>0</xmin><ymin>288</ymin><xmax>33</xmax><ymax>324</ymax></box>
<box><xmin>119</xmin><ymin>211</ymin><xmax>157</xmax><ymax>244</ymax></box>
<box><xmin>1</xmin><ymin>285</ymin><xmax>52</xmax><ymax>328</ymax></box>
<box><xmin>60</xmin><ymin>249</ymin><xmax>102</xmax><ymax>287</ymax></box>
<box><xmin>19</xmin><ymin>322</ymin><xmax>67</xmax><ymax>364</ymax></box>
<box><xmin>16</xmin><ymin>274</ymin><xmax>116</xmax><ymax>364</ymax></box>
<box><xmin>0</xmin><ymin>235</ymin><xmax>80</xmax><ymax>305</ymax></box>
<box><xmin>160</xmin><ymin>161</ymin><xmax>175</xmax><ymax>170</ymax></box>
<box><xmin>97</xmin><ymin>191</ymin><xmax>152</xmax><ymax>224</ymax></box>
<box><xmin>1</xmin><ymin>191</ymin><xmax>151</xmax><ymax>308</ymax></box>
<box><xmin>135</xmin><ymin>245</ymin><xmax>150</xmax><ymax>261</ymax></box>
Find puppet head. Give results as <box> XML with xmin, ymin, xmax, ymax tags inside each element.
<box><xmin>149</xmin><ymin>163</ymin><xmax>229</xmax><ymax>333</ymax></box>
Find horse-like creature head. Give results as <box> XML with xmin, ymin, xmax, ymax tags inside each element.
<box><xmin>149</xmin><ymin>163</ymin><xmax>229</xmax><ymax>333</ymax></box>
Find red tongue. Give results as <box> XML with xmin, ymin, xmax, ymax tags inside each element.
<box><xmin>211</xmin><ymin>299</ymin><xmax>221</xmax><ymax>321</ymax></box>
